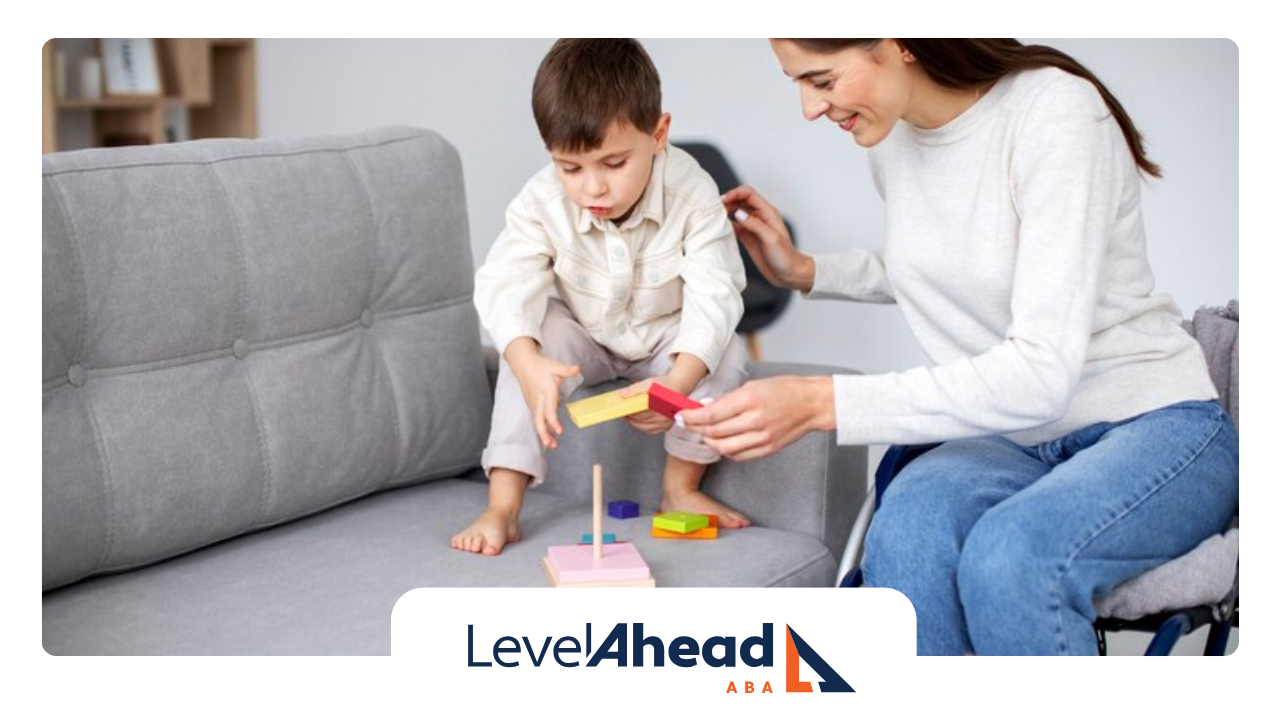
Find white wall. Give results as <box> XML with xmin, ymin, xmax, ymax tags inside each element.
<box><xmin>259</xmin><ymin>39</ymin><xmax>1238</xmax><ymax>377</ymax></box>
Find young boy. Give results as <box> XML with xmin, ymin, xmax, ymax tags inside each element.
<box><xmin>451</xmin><ymin>39</ymin><xmax>750</xmax><ymax>556</ymax></box>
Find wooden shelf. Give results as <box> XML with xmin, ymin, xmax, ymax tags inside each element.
<box><xmin>43</xmin><ymin>38</ymin><xmax>257</xmax><ymax>153</ymax></box>
<box><xmin>57</xmin><ymin>96</ymin><xmax>163</xmax><ymax>111</ymax></box>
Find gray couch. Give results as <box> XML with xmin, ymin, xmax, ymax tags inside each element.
<box><xmin>42</xmin><ymin>127</ymin><xmax>866</xmax><ymax>655</ymax></box>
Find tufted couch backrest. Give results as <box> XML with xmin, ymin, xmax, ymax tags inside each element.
<box><xmin>42</xmin><ymin>128</ymin><xmax>491</xmax><ymax>591</ymax></box>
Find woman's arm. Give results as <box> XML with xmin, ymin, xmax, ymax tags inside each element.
<box><xmin>723</xmin><ymin>185</ymin><xmax>895</xmax><ymax>303</ymax></box>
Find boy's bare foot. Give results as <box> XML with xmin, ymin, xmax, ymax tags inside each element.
<box><xmin>659</xmin><ymin>489</ymin><xmax>751</xmax><ymax>529</ymax></box>
<box><xmin>451</xmin><ymin>508</ymin><xmax>522</xmax><ymax>556</ymax></box>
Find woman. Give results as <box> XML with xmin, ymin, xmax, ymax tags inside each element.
<box><xmin>680</xmin><ymin>39</ymin><xmax>1238</xmax><ymax>655</ymax></box>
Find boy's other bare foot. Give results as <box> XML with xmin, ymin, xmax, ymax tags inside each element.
<box><xmin>659</xmin><ymin>489</ymin><xmax>751</xmax><ymax>529</ymax></box>
<box><xmin>451</xmin><ymin>508</ymin><xmax>522</xmax><ymax>556</ymax></box>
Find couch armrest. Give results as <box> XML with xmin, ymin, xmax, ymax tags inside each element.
<box><xmin>515</xmin><ymin>358</ymin><xmax>865</xmax><ymax>563</ymax></box>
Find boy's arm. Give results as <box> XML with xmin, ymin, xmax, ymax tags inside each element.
<box><xmin>669</xmin><ymin>205</ymin><xmax>747</xmax><ymax>375</ymax></box>
<box><xmin>475</xmin><ymin>192</ymin><xmax>584</xmax><ymax>449</ymax></box>
<box><xmin>474</xmin><ymin>194</ymin><xmax>557</xmax><ymax>357</ymax></box>
<box><xmin>663</xmin><ymin>353</ymin><xmax>709</xmax><ymax>397</ymax></box>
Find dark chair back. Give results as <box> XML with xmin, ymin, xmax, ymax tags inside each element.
<box><xmin>675</xmin><ymin>142</ymin><xmax>795</xmax><ymax>335</ymax></box>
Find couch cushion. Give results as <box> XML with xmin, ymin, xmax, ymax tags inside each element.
<box><xmin>42</xmin><ymin>479</ymin><xmax>835</xmax><ymax>655</ymax></box>
<box><xmin>42</xmin><ymin>128</ymin><xmax>491</xmax><ymax>591</ymax></box>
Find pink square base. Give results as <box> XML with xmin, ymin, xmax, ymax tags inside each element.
<box><xmin>545</xmin><ymin>542</ymin><xmax>651</xmax><ymax>583</ymax></box>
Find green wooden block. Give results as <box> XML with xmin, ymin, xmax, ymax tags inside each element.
<box><xmin>652</xmin><ymin>512</ymin><xmax>710</xmax><ymax>534</ymax></box>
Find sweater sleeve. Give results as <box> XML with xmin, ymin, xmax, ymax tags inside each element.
<box><xmin>473</xmin><ymin>193</ymin><xmax>556</xmax><ymax>355</ymax></box>
<box><xmin>806</xmin><ymin>250</ymin><xmax>896</xmax><ymax>303</ymax></box>
<box><xmin>832</xmin><ymin>78</ymin><xmax>1127</xmax><ymax>445</ymax></box>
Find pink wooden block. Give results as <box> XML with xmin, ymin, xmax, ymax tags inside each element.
<box><xmin>546</xmin><ymin>542</ymin><xmax>651</xmax><ymax>583</ymax></box>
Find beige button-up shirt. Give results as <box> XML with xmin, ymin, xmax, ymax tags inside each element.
<box><xmin>475</xmin><ymin>146</ymin><xmax>746</xmax><ymax>373</ymax></box>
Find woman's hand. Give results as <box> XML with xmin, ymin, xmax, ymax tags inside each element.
<box><xmin>678</xmin><ymin>376</ymin><xmax>836</xmax><ymax>461</ymax></box>
<box><xmin>722</xmin><ymin>185</ymin><xmax>816</xmax><ymax>293</ymax></box>
<box><xmin>506</xmin><ymin>339</ymin><xmax>580</xmax><ymax>450</ymax></box>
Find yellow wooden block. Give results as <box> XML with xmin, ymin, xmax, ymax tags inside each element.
<box><xmin>566</xmin><ymin>389</ymin><xmax>650</xmax><ymax>428</ymax></box>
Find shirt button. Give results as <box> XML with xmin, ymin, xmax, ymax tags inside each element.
<box><xmin>616</xmin><ymin>321</ymin><xmax>626</xmax><ymax>335</ymax></box>
<box><xmin>614</xmin><ymin>289</ymin><xmax>626</xmax><ymax>302</ymax></box>
<box><xmin>576</xmin><ymin>274</ymin><xmax>587</xmax><ymax>286</ymax></box>
<box><xmin>648</xmin><ymin>271</ymin><xmax>660</xmax><ymax>283</ymax></box>
<box><xmin>67</xmin><ymin>364</ymin><xmax>87</xmax><ymax>387</ymax></box>
<box><xmin>612</xmin><ymin>245</ymin><xmax>626</xmax><ymax>259</ymax></box>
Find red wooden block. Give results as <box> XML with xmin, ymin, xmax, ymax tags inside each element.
<box><xmin>648</xmin><ymin>383</ymin><xmax>702</xmax><ymax>420</ymax></box>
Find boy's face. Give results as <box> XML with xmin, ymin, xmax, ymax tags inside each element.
<box><xmin>550</xmin><ymin>114</ymin><xmax>671</xmax><ymax>223</ymax></box>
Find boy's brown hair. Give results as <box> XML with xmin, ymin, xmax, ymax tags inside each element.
<box><xmin>532</xmin><ymin>39</ymin><xmax>662</xmax><ymax>153</ymax></box>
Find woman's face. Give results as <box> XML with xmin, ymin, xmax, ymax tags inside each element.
<box><xmin>769</xmin><ymin>39</ymin><xmax>915</xmax><ymax>148</ymax></box>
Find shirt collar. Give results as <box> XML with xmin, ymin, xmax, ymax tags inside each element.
<box><xmin>575</xmin><ymin>148</ymin><xmax>668</xmax><ymax>234</ymax></box>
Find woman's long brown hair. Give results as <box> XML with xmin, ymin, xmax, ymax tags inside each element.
<box><xmin>791</xmin><ymin>39</ymin><xmax>1161</xmax><ymax>177</ymax></box>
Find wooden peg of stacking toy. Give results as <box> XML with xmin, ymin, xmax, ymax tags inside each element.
<box><xmin>542</xmin><ymin>463</ymin><xmax>655</xmax><ymax>587</ymax></box>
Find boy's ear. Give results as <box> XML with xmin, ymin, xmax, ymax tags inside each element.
<box><xmin>652</xmin><ymin>113</ymin><xmax>672</xmax><ymax>151</ymax></box>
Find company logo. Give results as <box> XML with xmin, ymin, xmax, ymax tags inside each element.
<box><xmin>785</xmin><ymin>624</ymin><xmax>854</xmax><ymax>692</ymax></box>
<box><xmin>466</xmin><ymin>621</ymin><xmax>853</xmax><ymax>693</ymax></box>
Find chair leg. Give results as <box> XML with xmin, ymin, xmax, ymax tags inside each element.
<box><xmin>1204</xmin><ymin>619</ymin><xmax>1233</xmax><ymax>656</ymax></box>
<box><xmin>835</xmin><ymin>494</ymin><xmax>876</xmax><ymax>587</ymax></box>
<box><xmin>1145</xmin><ymin>613</ymin><xmax>1193</xmax><ymax>656</ymax></box>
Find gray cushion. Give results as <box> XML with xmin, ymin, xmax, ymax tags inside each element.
<box><xmin>42</xmin><ymin>128</ymin><xmax>492</xmax><ymax>591</ymax></box>
<box><xmin>1094</xmin><ymin>302</ymin><xmax>1240</xmax><ymax>621</ymax></box>
<box><xmin>42</xmin><ymin>479</ymin><xmax>834</xmax><ymax>655</ymax></box>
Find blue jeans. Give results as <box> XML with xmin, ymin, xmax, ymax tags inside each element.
<box><xmin>861</xmin><ymin>400</ymin><xmax>1239</xmax><ymax>655</ymax></box>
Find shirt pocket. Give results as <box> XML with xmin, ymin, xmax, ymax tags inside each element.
<box><xmin>632</xmin><ymin>248</ymin><xmax>684</xmax><ymax>322</ymax></box>
<box><xmin>552</xmin><ymin>251</ymin><xmax>610</xmax><ymax>330</ymax></box>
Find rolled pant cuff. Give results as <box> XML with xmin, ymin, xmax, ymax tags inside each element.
<box><xmin>482</xmin><ymin>444</ymin><xmax>548</xmax><ymax>488</ymax></box>
<box><xmin>664</xmin><ymin>429</ymin><xmax>721</xmax><ymax>464</ymax></box>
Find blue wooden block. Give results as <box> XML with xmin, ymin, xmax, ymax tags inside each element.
<box><xmin>579</xmin><ymin>533</ymin><xmax>617</xmax><ymax>544</ymax></box>
<box><xmin>608</xmin><ymin>500</ymin><xmax>640</xmax><ymax>519</ymax></box>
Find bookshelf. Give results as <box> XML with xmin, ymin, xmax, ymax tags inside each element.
<box><xmin>42</xmin><ymin>39</ymin><xmax>257</xmax><ymax>153</ymax></box>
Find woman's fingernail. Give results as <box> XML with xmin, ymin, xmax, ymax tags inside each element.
<box><xmin>733</xmin><ymin>209</ymin><xmax>750</xmax><ymax>223</ymax></box>
<box><xmin>674</xmin><ymin>414</ymin><xmax>686</xmax><ymax>429</ymax></box>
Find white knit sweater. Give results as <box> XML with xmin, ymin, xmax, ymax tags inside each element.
<box><xmin>809</xmin><ymin>67</ymin><xmax>1217</xmax><ymax>446</ymax></box>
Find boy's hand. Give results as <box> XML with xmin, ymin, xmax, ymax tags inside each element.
<box><xmin>618</xmin><ymin>378</ymin><xmax>673</xmax><ymax>435</ymax></box>
<box><xmin>506</xmin><ymin>339</ymin><xmax>580</xmax><ymax>450</ymax></box>
<box><xmin>619</xmin><ymin>369</ymin><xmax>701</xmax><ymax>435</ymax></box>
